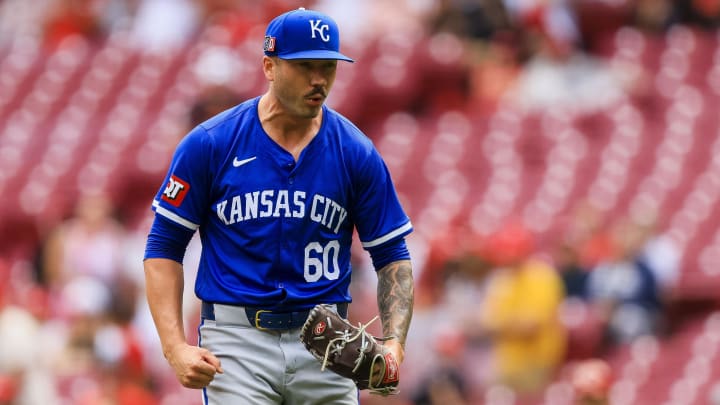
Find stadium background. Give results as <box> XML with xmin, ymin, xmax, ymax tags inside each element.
<box><xmin>1</xmin><ymin>0</ymin><xmax>720</xmax><ymax>404</ymax></box>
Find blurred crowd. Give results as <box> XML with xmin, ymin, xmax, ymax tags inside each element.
<box><xmin>1</xmin><ymin>0</ymin><xmax>720</xmax><ymax>404</ymax></box>
<box><xmin>408</xmin><ymin>200</ymin><xmax>680</xmax><ymax>404</ymax></box>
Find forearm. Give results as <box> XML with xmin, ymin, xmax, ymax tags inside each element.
<box><xmin>376</xmin><ymin>259</ymin><xmax>414</xmax><ymax>347</ymax></box>
<box><xmin>144</xmin><ymin>258</ymin><xmax>187</xmax><ymax>358</ymax></box>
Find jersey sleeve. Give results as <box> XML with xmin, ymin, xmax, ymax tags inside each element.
<box><xmin>352</xmin><ymin>145</ymin><xmax>413</xmax><ymax>249</ymax></box>
<box><xmin>151</xmin><ymin>125</ymin><xmax>215</xmax><ymax>231</ymax></box>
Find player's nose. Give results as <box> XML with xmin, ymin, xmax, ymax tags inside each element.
<box><xmin>308</xmin><ymin>69</ymin><xmax>329</xmax><ymax>86</ymax></box>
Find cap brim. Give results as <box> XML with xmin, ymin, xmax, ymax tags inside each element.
<box><xmin>278</xmin><ymin>50</ymin><xmax>354</xmax><ymax>63</ymax></box>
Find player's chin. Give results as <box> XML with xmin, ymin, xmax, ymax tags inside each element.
<box><xmin>298</xmin><ymin>104</ymin><xmax>322</xmax><ymax>118</ymax></box>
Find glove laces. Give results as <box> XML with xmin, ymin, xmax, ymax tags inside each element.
<box><xmin>320</xmin><ymin>315</ymin><xmax>379</xmax><ymax>372</ymax></box>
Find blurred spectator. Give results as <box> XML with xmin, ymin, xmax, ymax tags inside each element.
<box><xmin>563</xmin><ymin>201</ymin><xmax>615</xmax><ymax>271</ymax></box>
<box><xmin>189</xmin><ymin>85</ymin><xmax>243</xmax><ymax>128</ymax></box>
<box><xmin>0</xmin><ymin>305</ymin><xmax>58</xmax><ymax>404</ymax></box>
<box><xmin>76</xmin><ymin>276</ymin><xmax>157</xmax><ymax>405</ymax></box>
<box><xmin>675</xmin><ymin>0</ymin><xmax>720</xmax><ymax>28</ymax></box>
<box><xmin>49</xmin><ymin>277</ymin><xmax>110</xmax><ymax>396</ymax></box>
<box><xmin>416</xmin><ymin>229</ymin><xmax>461</xmax><ymax>308</ymax></box>
<box><xmin>101</xmin><ymin>277</ymin><xmax>147</xmax><ymax>381</ymax></box>
<box><xmin>586</xmin><ymin>217</ymin><xmax>666</xmax><ymax>345</ymax></box>
<box><xmin>631</xmin><ymin>0</ymin><xmax>677</xmax><ymax>33</ymax></box>
<box><xmin>440</xmin><ymin>251</ymin><xmax>494</xmax><ymax>397</ymax></box>
<box><xmin>411</xmin><ymin>322</ymin><xmax>473</xmax><ymax>405</ymax></box>
<box><xmin>570</xmin><ymin>358</ymin><xmax>613</xmax><ymax>405</ymax></box>
<box><xmin>633</xmin><ymin>209</ymin><xmax>680</xmax><ymax>301</ymax></box>
<box><xmin>44</xmin><ymin>274</ymin><xmax>158</xmax><ymax>404</ymax></box>
<box><xmin>504</xmin><ymin>32</ymin><xmax>628</xmax><ymax>113</ymax></box>
<box><xmin>411</xmin><ymin>368</ymin><xmax>470</xmax><ymax>405</ymax></box>
<box><xmin>130</xmin><ymin>0</ymin><xmax>200</xmax><ymax>52</ymax></box>
<box><xmin>416</xmin><ymin>225</ymin><xmax>486</xmax><ymax>308</ymax></box>
<box><xmin>424</xmin><ymin>0</ymin><xmax>521</xmax><ymax>114</ymax></box>
<box><xmin>472</xmin><ymin>221</ymin><xmax>567</xmax><ymax>396</ymax></box>
<box><xmin>502</xmin><ymin>0</ymin><xmax>582</xmax><ymax>56</ymax></box>
<box><xmin>313</xmin><ymin>0</ymin><xmax>432</xmax><ymax>47</ymax></box>
<box><xmin>467</xmin><ymin>33</ymin><xmax>523</xmax><ymax>111</ymax></box>
<box><xmin>427</xmin><ymin>0</ymin><xmax>513</xmax><ymax>40</ymax></box>
<box><xmin>39</xmin><ymin>192</ymin><xmax>127</xmax><ymax>294</ymax></box>
<box><xmin>194</xmin><ymin>0</ymin><xmax>266</xmax><ymax>45</ymax></box>
<box><xmin>553</xmin><ymin>241</ymin><xmax>607</xmax><ymax>361</ymax></box>
<box><xmin>494</xmin><ymin>0</ymin><xmax>639</xmax><ymax>114</ymax></box>
<box><xmin>555</xmin><ymin>242</ymin><xmax>589</xmax><ymax>300</ymax></box>
<box><xmin>403</xmin><ymin>230</ymin><xmax>492</xmax><ymax>401</ymax></box>
<box><xmin>42</xmin><ymin>0</ymin><xmax>105</xmax><ymax>49</ymax></box>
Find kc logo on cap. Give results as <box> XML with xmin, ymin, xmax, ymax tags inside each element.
<box><xmin>263</xmin><ymin>8</ymin><xmax>354</xmax><ymax>62</ymax></box>
<box><xmin>309</xmin><ymin>20</ymin><xmax>330</xmax><ymax>42</ymax></box>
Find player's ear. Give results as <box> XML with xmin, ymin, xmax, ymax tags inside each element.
<box><xmin>262</xmin><ymin>56</ymin><xmax>276</xmax><ymax>81</ymax></box>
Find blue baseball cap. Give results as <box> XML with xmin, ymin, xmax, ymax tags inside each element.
<box><xmin>263</xmin><ymin>8</ymin><xmax>354</xmax><ymax>63</ymax></box>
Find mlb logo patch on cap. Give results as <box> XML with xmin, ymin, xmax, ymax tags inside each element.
<box><xmin>263</xmin><ymin>8</ymin><xmax>354</xmax><ymax>62</ymax></box>
<box><xmin>264</xmin><ymin>36</ymin><xmax>276</xmax><ymax>52</ymax></box>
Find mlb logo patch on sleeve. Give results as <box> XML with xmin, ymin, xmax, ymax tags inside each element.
<box><xmin>162</xmin><ymin>175</ymin><xmax>190</xmax><ymax>207</ymax></box>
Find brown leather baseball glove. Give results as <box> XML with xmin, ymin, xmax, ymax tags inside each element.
<box><xmin>300</xmin><ymin>304</ymin><xmax>400</xmax><ymax>395</ymax></box>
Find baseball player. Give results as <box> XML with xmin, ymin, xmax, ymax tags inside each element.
<box><xmin>143</xmin><ymin>7</ymin><xmax>414</xmax><ymax>405</ymax></box>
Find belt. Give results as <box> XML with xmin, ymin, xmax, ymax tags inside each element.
<box><xmin>201</xmin><ymin>301</ymin><xmax>348</xmax><ymax>330</ymax></box>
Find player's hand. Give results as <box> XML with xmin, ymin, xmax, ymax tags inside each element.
<box><xmin>166</xmin><ymin>343</ymin><xmax>224</xmax><ymax>389</ymax></box>
<box><xmin>382</xmin><ymin>338</ymin><xmax>405</xmax><ymax>364</ymax></box>
<box><xmin>370</xmin><ymin>338</ymin><xmax>403</xmax><ymax>388</ymax></box>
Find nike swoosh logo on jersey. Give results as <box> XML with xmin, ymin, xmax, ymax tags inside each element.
<box><xmin>233</xmin><ymin>156</ymin><xmax>257</xmax><ymax>167</ymax></box>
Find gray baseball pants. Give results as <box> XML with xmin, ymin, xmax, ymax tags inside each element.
<box><xmin>198</xmin><ymin>303</ymin><xmax>359</xmax><ymax>404</ymax></box>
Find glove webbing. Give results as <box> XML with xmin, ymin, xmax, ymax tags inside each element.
<box><xmin>320</xmin><ymin>315</ymin><xmax>379</xmax><ymax>373</ymax></box>
<box><xmin>317</xmin><ymin>315</ymin><xmax>399</xmax><ymax>395</ymax></box>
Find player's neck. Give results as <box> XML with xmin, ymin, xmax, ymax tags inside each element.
<box><xmin>258</xmin><ymin>94</ymin><xmax>322</xmax><ymax>160</ymax></box>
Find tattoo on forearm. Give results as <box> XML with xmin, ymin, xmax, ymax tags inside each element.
<box><xmin>377</xmin><ymin>260</ymin><xmax>414</xmax><ymax>346</ymax></box>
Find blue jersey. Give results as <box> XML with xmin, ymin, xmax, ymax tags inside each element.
<box><xmin>151</xmin><ymin>97</ymin><xmax>412</xmax><ymax>309</ymax></box>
